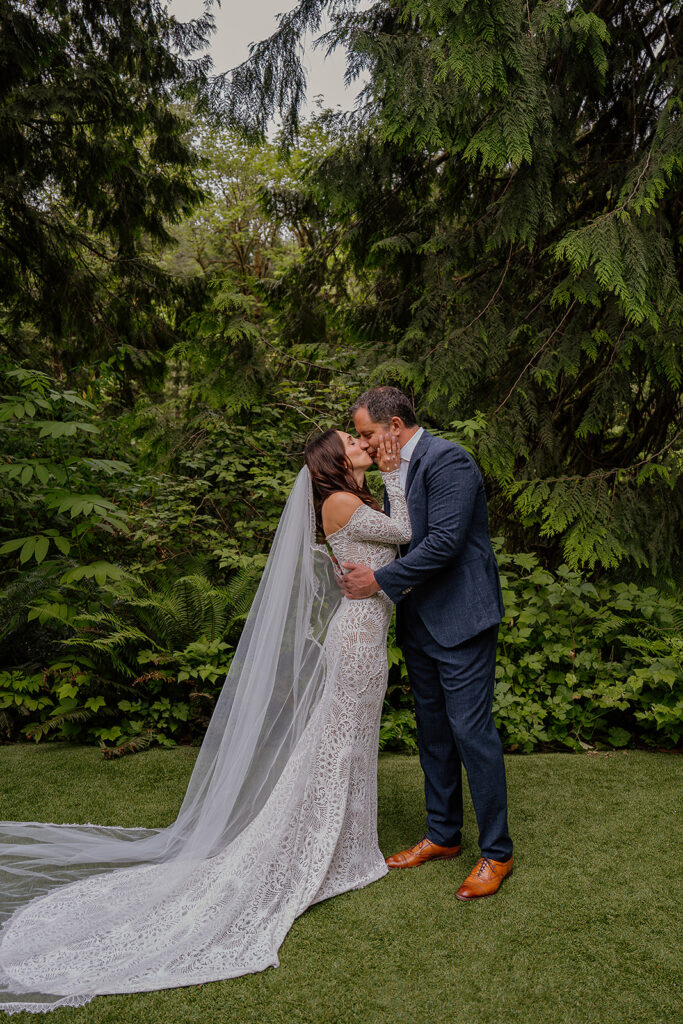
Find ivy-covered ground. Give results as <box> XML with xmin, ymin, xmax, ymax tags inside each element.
<box><xmin>1</xmin><ymin>745</ymin><xmax>679</xmax><ymax>1024</ymax></box>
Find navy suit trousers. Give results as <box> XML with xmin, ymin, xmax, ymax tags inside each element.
<box><xmin>401</xmin><ymin>611</ymin><xmax>513</xmax><ymax>861</ymax></box>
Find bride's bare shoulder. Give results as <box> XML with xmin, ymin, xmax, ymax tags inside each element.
<box><xmin>321</xmin><ymin>491</ymin><xmax>364</xmax><ymax>536</ymax></box>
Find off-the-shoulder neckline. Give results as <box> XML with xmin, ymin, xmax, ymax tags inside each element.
<box><xmin>325</xmin><ymin>502</ymin><xmax>367</xmax><ymax>539</ymax></box>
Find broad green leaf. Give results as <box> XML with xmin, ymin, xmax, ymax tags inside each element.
<box><xmin>19</xmin><ymin>537</ymin><xmax>36</xmax><ymax>563</ymax></box>
<box><xmin>59</xmin><ymin>561</ymin><xmax>125</xmax><ymax>585</ymax></box>
<box><xmin>607</xmin><ymin>726</ymin><xmax>631</xmax><ymax>747</ymax></box>
<box><xmin>85</xmin><ymin>696</ymin><xmax>107</xmax><ymax>712</ymax></box>
<box><xmin>0</xmin><ymin>537</ymin><xmax>27</xmax><ymax>554</ymax></box>
<box><xmin>34</xmin><ymin>535</ymin><xmax>49</xmax><ymax>563</ymax></box>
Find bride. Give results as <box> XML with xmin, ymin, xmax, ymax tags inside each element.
<box><xmin>0</xmin><ymin>429</ymin><xmax>411</xmax><ymax>1014</ymax></box>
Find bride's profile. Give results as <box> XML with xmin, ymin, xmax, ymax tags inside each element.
<box><xmin>0</xmin><ymin>427</ymin><xmax>411</xmax><ymax>1014</ymax></box>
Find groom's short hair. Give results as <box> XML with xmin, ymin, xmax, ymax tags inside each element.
<box><xmin>350</xmin><ymin>387</ymin><xmax>417</xmax><ymax>427</ymax></box>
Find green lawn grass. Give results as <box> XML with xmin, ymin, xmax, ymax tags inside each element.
<box><xmin>1</xmin><ymin>745</ymin><xmax>680</xmax><ymax>1024</ymax></box>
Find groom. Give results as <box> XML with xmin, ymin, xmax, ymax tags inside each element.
<box><xmin>340</xmin><ymin>386</ymin><xmax>513</xmax><ymax>900</ymax></box>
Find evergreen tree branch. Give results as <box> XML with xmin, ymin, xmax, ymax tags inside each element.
<box><xmin>493</xmin><ymin>299</ymin><xmax>578</xmax><ymax>415</ymax></box>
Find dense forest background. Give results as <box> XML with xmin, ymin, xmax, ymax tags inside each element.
<box><xmin>1</xmin><ymin>0</ymin><xmax>681</xmax><ymax>756</ymax></box>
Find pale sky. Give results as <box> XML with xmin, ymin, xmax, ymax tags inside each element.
<box><xmin>166</xmin><ymin>0</ymin><xmax>370</xmax><ymax>119</ymax></box>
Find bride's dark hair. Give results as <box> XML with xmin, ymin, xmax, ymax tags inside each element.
<box><xmin>304</xmin><ymin>429</ymin><xmax>383</xmax><ymax>538</ymax></box>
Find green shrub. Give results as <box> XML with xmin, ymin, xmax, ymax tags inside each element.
<box><xmin>380</xmin><ymin>544</ymin><xmax>681</xmax><ymax>754</ymax></box>
<box><xmin>1</xmin><ymin>545</ymin><xmax>679</xmax><ymax>756</ymax></box>
<box><xmin>0</xmin><ymin>570</ymin><xmax>257</xmax><ymax>755</ymax></box>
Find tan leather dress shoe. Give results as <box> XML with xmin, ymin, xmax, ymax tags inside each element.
<box><xmin>455</xmin><ymin>855</ymin><xmax>514</xmax><ymax>900</ymax></box>
<box><xmin>385</xmin><ymin>835</ymin><xmax>462</xmax><ymax>869</ymax></box>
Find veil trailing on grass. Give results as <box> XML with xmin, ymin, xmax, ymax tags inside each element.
<box><xmin>0</xmin><ymin>467</ymin><xmax>341</xmax><ymax>1013</ymax></box>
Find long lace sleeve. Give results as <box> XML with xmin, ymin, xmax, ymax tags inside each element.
<box><xmin>342</xmin><ymin>470</ymin><xmax>412</xmax><ymax>545</ymax></box>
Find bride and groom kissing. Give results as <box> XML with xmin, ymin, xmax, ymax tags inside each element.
<box><xmin>0</xmin><ymin>386</ymin><xmax>512</xmax><ymax>1013</ymax></box>
<box><xmin>325</xmin><ymin>386</ymin><xmax>513</xmax><ymax>894</ymax></box>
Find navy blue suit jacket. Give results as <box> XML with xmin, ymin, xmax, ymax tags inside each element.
<box><xmin>374</xmin><ymin>430</ymin><xmax>505</xmax><ymax>648</ymax></box>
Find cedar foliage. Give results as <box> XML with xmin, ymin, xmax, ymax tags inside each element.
<box><xmin>222</xmin><ymin>0</ymin><xmax>683</xmax><ymax>580</ymax></box>
<box><xmin>0</xmin><ymin>0</ymin><xmax>212</xmax><ymax>383</ymax></box>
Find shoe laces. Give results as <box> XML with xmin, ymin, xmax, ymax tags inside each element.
<box><xmin>476</xmin><ymin>857</ymin><xmax>494</xmax><ymax>877</ymax></box>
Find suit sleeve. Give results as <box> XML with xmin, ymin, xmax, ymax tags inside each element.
<box><xmin>374</xmin><ymin>446</ymin><xmax>480</xmax><ymax>603</ymax></box>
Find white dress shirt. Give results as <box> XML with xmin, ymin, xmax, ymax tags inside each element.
<box><xmin>398</xmin><ymin>427</ymin><xmax>424</xmax><ymax>491</ymax></box>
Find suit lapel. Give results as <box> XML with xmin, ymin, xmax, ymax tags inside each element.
<box><xmin>405</xmin><ymin>429</ymin><xmax>432</xmax><ymax>496</ymax></box>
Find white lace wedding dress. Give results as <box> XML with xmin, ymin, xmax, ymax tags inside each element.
<box><xmin>0</xmin><ymin>470</ymin><xmax>410</xmax><ymax>1012</ymax></box>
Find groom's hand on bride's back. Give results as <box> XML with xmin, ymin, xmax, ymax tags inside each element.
<box><xmin>339</xmin><ymin>563</ymin><xmax>380</xmax><ymax>599</ymax></box>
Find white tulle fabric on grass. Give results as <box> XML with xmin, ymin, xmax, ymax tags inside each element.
<box><xmin>0</xmin><ymin>467</ymin><xmax>411</xmax><ymax>1014</ymax></box>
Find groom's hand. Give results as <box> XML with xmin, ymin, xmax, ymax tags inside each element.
<box><xmin>339</xmin><ymin>563</ymin><xmax>380</xmax><ymax>599</ymax></box>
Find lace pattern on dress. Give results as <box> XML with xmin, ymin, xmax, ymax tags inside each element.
<box><xmin>0</xmin><ymin>472</ymin><xmax>411</xmax><ymax>1014</ymax></box>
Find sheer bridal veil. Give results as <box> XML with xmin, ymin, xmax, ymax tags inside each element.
<box><xmin>0</xmin><ymin>467</ymin><xmax>340</xmax><ymax>1013</ymax></box>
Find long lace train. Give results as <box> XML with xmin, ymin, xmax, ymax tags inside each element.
<box><xmin>0</xmin><ymin>469</ymin><xmax>411</xmax><ymax>1013</ymax></box>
